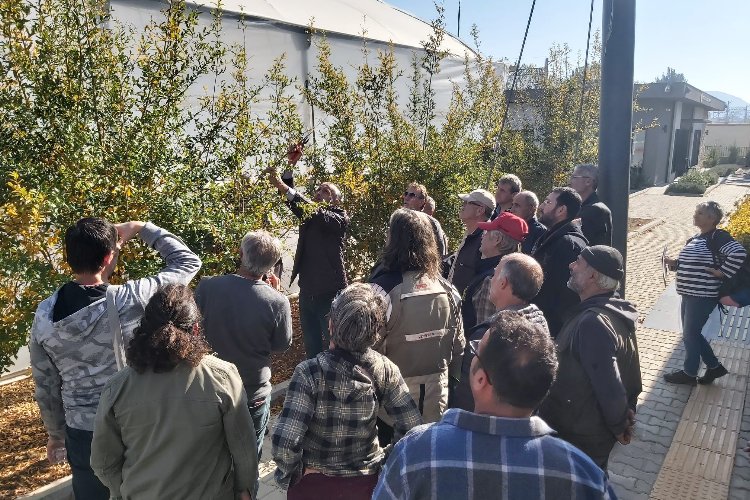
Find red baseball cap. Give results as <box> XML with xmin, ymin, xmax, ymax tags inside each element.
<box><xmin>476</xmin><ymin>212</ymin><xmax>529</xmax><ymax>242</ymax></box>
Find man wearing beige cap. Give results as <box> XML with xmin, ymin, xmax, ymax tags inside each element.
<box><xmin>448</xmin><ymin>189</ymin><xmax>495</xmax><ymax>296</ymax></box>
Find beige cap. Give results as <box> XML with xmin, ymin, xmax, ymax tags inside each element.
<box><xmin>458</xmin><ymin>189</ymin><xmax>495</xmax><ymax>211</ymax></box>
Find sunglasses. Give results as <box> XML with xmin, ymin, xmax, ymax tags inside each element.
<box><xmin>461</xmin><ymin>201</ymin><xmax>483</xmax><ymax>208</ymax></box>
<box><xmin>404</xmin><ymin>191</ymin><xmax>425</xmax><ymax>199</ymax></box>
<box><xmin>469</xmin><ymin>339</ymin><xmax>492</xmax><ymax>385</ymax></box>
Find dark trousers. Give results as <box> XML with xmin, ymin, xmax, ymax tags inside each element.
<box><xmin>299</xmin><ymin>291</ymin><xmax>337</xmax><ymax>359</ymax></box>
<box><xmin>287</xmin><ymin>473</ymin><xmax>378</xmax><ymax>500</ymax></box>
<box><xmin>65</xmin><ymin>425</ymin><xmax>109</xmax><ymax>500</ymax></box>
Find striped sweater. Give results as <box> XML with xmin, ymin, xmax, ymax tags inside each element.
<box><xmin>676</xmin><ymin>229</ymin><xmax>747</xmax><ymax>297</ymax></box>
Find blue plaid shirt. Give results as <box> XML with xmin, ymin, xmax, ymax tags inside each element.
<box><xmin>373</xmin><ymin>409</ymin><xmax>616</xmax><ymax>500</ymax></box>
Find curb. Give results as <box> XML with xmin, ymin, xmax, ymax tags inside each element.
<box><xmin>17</xmin><ymin>475</ymin><xmax>72</xmax><ymax>500</ymax></box>
<box><xmin>0</xmin><ymin>367</ymin><xmax>31</xmax><ymax>387</ymax></box>
<box><xmin>628</xmin><ymin>218</ymin><xmax>665</xmax><ymax>239</ymax></box>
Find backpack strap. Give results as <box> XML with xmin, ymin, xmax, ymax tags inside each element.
<box><xmin>105</xmin><ymin>285</ymin><xmax>126</xmax><ymax>370</ymax></box>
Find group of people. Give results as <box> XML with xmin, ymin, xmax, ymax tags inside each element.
<box><xmin>28</xmin><ymin>145</ymin><xmax>739</xmax><ymax>500</ymax></box>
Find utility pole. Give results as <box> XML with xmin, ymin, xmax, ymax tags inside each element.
<box><xmin>598</xmin><ymin>0</ymin><xmax>636</xmax><ymax>296</ymax></box>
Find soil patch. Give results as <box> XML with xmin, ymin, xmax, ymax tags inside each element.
<box><xmin>270</xmin><ymin>298</ymin><xmax>306</xmax><ymax>385</ymax></box>
<box><xmin>0</xmin><ymin>377</ymin><xmax>70</xmax><ymax>498</ymax></box>
<box><xmin>628</xmin><ymin>217</ymin><xmax>653</xmax><ymax>232</ymax></box>
<box><xmin>2</xmin><ymin>298</ymin><xmax>305</xmax><ymax>497</ymax></box>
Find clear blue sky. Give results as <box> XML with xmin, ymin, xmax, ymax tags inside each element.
<box><xmin>387</xmin><ymin>0</ymin><xmax>750</xmax><ymax>105</ymax></box>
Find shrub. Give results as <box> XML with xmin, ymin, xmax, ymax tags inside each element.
<box><xmin>0</xmin><ymin>0</ymin><xmax>605</xmax><ymax>372</ymax></box>
<box><xmin>725</xmin><ymin>195</ymin><xmax>750</xmax><ymax>252</ymax></box>
<box><xmin>708</xmin><ymin>164</ymin><xmax>736</xmax><ymax>177</ymax></box>
<box><xmin>665</xmin><ymin>169</ymin><xmax>718</xmax><ymax>195</ymax></box>
<box><xmin>703</xmin><ymin>147</ymin><xmax>719</xmax><ymax>168</ymax></box>
<box><xmin>728</xmin><ymin>145</ymin><xmax>740</xmax><ymax>165</ymax></box>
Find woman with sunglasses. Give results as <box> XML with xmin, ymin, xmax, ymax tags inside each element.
<box><xmin>91</xmin><ymin>285</ymin><xmax>258</xmax><ymax>499</ymax></box>
<box><xmin>272</xmin><ymin>283</ymin><xmax>422</xmax><ymax>499</ymax></box>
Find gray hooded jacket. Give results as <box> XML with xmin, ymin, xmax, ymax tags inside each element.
<box><xmin>29</xmin><ymin>222</ymin><xmax>202</xmax><ymax>438</ymax></box>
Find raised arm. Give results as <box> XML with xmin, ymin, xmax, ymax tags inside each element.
<box><xmin>122</xmin><ymin>221</ymin><xmax>202</xmax><ymax>306</ymax></box>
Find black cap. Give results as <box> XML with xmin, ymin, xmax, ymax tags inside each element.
<box><xmin>580</xmin><ymin>245</ymin><xmax>624</xmax><ymax>281</ymax></box>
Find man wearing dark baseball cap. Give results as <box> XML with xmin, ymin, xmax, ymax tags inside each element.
<box><xmin>538</xmin><ymin>245</ymin><xmax>642</xmax><ymax>471</ymax></box>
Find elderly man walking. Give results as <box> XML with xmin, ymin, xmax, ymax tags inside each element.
<box><xmin>539</xmin><ymin>245</ymin><xmax>642</xmax><ymax>470</ymax></box>
<box><xmin>195</xmin><ymin>230</ymin><xmax>292</xmax><ymax>465</ymax></box>
<box><xmin>374</xmin><ymin>311</ymin><xmax>615</xmax><ymax>500</ymax></box>
<box><xmin>267</xmin><ymin>145</ymin><xmax>349</xmax><ymax>358</ymax></box>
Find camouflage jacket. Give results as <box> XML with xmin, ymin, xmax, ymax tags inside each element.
<box><xmin>29</xmin><ymin>223</ymin><xmax>202</xmax><ymax>438</ymax></box>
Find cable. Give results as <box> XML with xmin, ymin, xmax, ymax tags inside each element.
<box><xmin>572</xmin><ymin>0</ymin><xmax>596</xmax><ymax>162</ymax></box>
<box><xmin>485</xmin><ymin>0</ymin><xmax>538</xmax><ymax>189</ymax></box>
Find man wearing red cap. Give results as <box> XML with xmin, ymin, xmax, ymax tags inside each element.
<box><xmin>459</xmin><ymin>212</ymin><xmax>529</xmax><ymax>331</ymax></box>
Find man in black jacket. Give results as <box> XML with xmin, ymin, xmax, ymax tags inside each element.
<box><xmin>538</xmin><ymin>246</ymin><xmax>641</xmax><ymax>470</ymax></box>
<box><xmin>267</xmin><ymin>146</ymin><xmax>349</xmax><ymax>358</ymax></box>
<box><xmin>447</xmin><ymin>189</ymin><xmax>495</xmax><ymax>296</ymax></box>
<box><xmin>532</xmin><ymin>187</ymin><xmax>587</xmax><ymax>337</ymax></box>
<box><xmin>570</xmin><ymin>164</ymin><xmax>612</xmax><ymax>246</ymax></box>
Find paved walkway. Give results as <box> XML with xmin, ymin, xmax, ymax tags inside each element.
<box><xmin>256</xmin><ymin>180</ymin><xmax>750</xmax><ymax>500</ymax></box>
<box><xmin>608</xmin><ymin>180</ymin><xmax>750</xmax><ymax>500</ymax></box>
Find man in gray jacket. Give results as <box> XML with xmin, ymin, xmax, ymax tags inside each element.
<box><xmin>29</xmin><ymin>218</ymin><xmax>201</xmax><ymax>499</ymax></box>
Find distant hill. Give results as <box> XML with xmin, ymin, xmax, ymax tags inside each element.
<box><xmin>706</xmin><ymin>91</ymin><xmax>749</xmax><ymax>108</ymax></box>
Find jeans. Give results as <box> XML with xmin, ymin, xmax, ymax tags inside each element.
<box><xmin>65</xmin><ymin>426</ymin><xmax>109</xmax><ymax>500</ymax></box>
<box><xmin>680</xmin><ymin>295</ymin><xmax>720</xmax><ymax>377</ymax></box>
<box><xmin>248</xmin><ymin>394</ymin><xmax>271</xmax><ymax>495</ymax></box>
<box><xmin>298</xmin><ymin>291</ymin><xmax>337</xmax><ymax>358</ymax></box>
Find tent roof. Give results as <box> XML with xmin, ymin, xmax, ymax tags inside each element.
<box><xmin>191</xmin><ymin>0</ymin><xmax>475</xmax><ymax>56</ymax></box>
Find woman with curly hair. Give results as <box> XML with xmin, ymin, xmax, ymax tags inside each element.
<box><xmin>369</xmin><ymin>209</ymin><xmax>464</xmax><ymax>444</ymax></box>
<box><xmin>91</xmin><ymin>284</ymin><xmax>258</xmax><ymax>499</ymax></box>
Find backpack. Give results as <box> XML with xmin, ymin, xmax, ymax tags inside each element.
<box><xmin>698</xmin><ymin>230</ymin><xmax>750</xmax><ymax>298</ymax></box>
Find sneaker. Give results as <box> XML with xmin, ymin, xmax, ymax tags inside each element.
<box><xmin>663</xmin><ymin>370</ymin><xmax>697</xmax><ymax>386</ymax></box>
<box><xmin>698</xmin><ymin>364</ymin><xmax>729</xmax><ymax>385</ymax></box>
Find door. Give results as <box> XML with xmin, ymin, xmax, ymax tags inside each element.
<box><xmin>673</xmin><ymin>129</ymin><xmax>690</xmax><ymax>176</ymax></box>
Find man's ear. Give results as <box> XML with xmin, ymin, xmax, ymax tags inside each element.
<box><xmin>101</xmin><ymin>250</ymin><xmax>115</xmax><ymax>269</ymax></box>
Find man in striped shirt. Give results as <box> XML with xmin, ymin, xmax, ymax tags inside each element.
<box><xmin>664</xmin><ymin>201</ymin><xmax>746</xmax><ymax>385</ymax></box>
<box><xmin>373</xmin><ymin>311</ymin><xmax>614</xmax><ymax>500</ymax></box>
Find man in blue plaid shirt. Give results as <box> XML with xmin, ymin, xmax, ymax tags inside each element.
<box><xmin>373</xmin><ymin>310</ymin><xmax>616</xmax><ymax>500</ymax></box>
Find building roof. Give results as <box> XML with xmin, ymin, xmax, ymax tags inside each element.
<box><xmin>636</xmin><ymin>82</ymin><xmax>726</xmax><ymax>111</ymax></box>
<box><xmin>190</xmin><ymin>0</ymin><xmax>475</xmax><ymax>56</ymax></box>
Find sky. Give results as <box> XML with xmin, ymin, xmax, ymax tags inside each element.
<box><xmin>387</xmin><ymin>0</ymin><xmax>750</xmax><ymax>106</ymax></box>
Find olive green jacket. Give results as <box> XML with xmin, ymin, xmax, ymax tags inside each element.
<box><xmin>91</xmin><ymin>355</ymin><xmax>258</xmax><ymax>499</ymax></box>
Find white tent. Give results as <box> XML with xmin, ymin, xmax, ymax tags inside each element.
<box><xmin>110</xmin><ymin>0</ymin><xmax>503</xmax><ymax>128</ymax></box>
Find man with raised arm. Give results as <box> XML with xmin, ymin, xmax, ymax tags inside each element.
<box><xmin>266</xmin><ymin>145</ymin><xmax>349</xmax><ymax>359</ymax></box>
<box><xmin>30</xmin><ymin>218</ymin><xmax>201</xmax><ymax>499</ymax></box>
